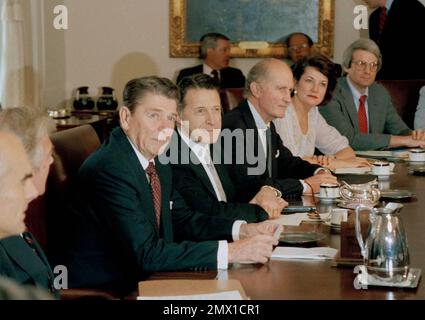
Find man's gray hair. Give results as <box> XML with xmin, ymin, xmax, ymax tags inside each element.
<box><xmin>199</xmin><ymin>33</ymin><xmax>230</xmax><ymax>59</ymax></box>
<box><xmin>244</xmin><ymin>58</ymin><xmax>277</xmax><ymax>97</ymax></box>
<box><xmin>0</xmin><ymin>107</ymin><xmax>55</xmax><ymax>169</ymax></box>
<box><xmin>342</xmin><ymin>38</ymin><xmax>382</xmax><ymax>71</ymax></box>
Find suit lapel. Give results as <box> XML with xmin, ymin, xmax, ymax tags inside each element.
<box><xmin>0</xmin><ymin>235</ymin><xmax>52</xmax><ymax>287</ymax></box>
<box><xmin>367</xmin><ymin>85</ymin><xmax>384</xmax><ymax>133</ymax></box>
<box><xmin>240</xmin><ymin>101</ymin><xmax>263</xmax><ymax>158</ymax></box>
<box><xmin>178</xmin><ymin>131</ymin><xmax>222</xmax><ymax>200</ymax></box>
<box><xmin>340</xmin><ymin>78</ymin><xmax>360</xmax><ymax>131</ymax></box>
<box><xmin>113</xmin><ymin>129</ymin><xmax>159</xmax><ymax>233</ymax></box>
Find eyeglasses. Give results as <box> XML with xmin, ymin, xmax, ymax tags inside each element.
<box><xmin>288</xmin><ymin>43</ymin><xmax>310</xmax><ymax>52</ymax></box>
<box><xmin>352</xmin><ymin>60</ymin><xmax>379</xmax><ymax>72</ymax></box>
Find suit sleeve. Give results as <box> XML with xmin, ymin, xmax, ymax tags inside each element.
<box><xmin>320</xmin><ymin>94</ymin><xmax>392</xmax><ymax>150</ymax></box>
<box><xmin>88</xmin><ymin>165</ymin><xmax>222</xmax><ymax>272</ymax></box>
<box><xmin>171</xmin><ymin>164</ymin><xmax>268</xmax><ymax>223</ymax></box>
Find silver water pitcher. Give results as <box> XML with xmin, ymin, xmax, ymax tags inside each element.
<box><xmin>355</xmin><ymin>205</ymin><xmax>410</xmax><ymax>283</ymax></box>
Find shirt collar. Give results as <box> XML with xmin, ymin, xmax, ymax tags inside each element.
<box><xmin>346</xmin><ymin>76</ymin><xmax>369</xmax><ymax>102</ymax></box>
<box><xmin>247</xmin><ymin>100</ymin><xmax>270</xmax><ymax>130</ymax></box>
<box><xmin>386</xmin><ymin>0</ymin><xmax>393</xmax><ymax>10</ymax></box>
<box><xmin>127</xmin><ymin>136</ymin><xmax>151</xmax><ymax>170</ymax></box>
<box><xmin>177</xmin><ymin>127</ymin><xmax>212</xmax><ymax>164</ymax></box>
<box><xmin>203</xmin><ymin>63</ymin><xmax>215</xmax><ymax>76</ymax></box>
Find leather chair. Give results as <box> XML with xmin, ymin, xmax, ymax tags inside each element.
<box><xmin>378</xmin><ymin>79</ymin><xmax>425</xmax><ymax>129</ymax></box>
<box><xmin>220</xmin><ymin>88</ymin><xmax>244</xmax><ymax>112</ymax></box>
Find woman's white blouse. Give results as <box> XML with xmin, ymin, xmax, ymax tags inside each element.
<box><xmin>273</xmin><ymin>103</ymin><xmax>349</xmax><ymax>157</ymax></box>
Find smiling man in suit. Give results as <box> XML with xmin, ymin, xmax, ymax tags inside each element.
<box><xmin>176</xmin><ymin>33</ymin><xmax>245</xmax><ymax>89</ymax></box>
<box><xmin>222</xmin><ymin>58</ymin><xmax>337</xmax><ymax>201</ymax></box>
<box><xmin>170</xmin><ymin>73</ymin><xmax>287</xmax><ymax>222</ymax></box>
<box><xmin>0</xmin><ymin>108</ymin><xmax>57</xmax><ymax>296</ymax></box>
<box><xmin>319</xmin><ymin>39</ymin><xmax>425</xmax><ymax>150</ymax></box>
<box><xmin>61</xmin><ymin>76</ymin><xmax>280</xmax><ymax>293</ymax></box>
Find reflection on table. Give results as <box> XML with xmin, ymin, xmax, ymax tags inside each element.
<box><xmin>128</xmin><ymin>162</ymin><xmax>425</xmax><ymax>300</ymax></box>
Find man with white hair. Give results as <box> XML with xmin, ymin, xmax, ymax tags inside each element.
<box><xmin>0</xmin><ymin>108</ymin><xmax>57</xmax><ymax>296</ymax></box>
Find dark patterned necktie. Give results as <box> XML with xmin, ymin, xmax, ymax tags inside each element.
<box><xmin>211</xmin><ymin>70</ymin><xmax>220</xmax><ymax>86</ymax></box>
<box><xmin>145</xmin><ymin>162</ymin><xmax>161</xmax><ymax>227</ymax></box>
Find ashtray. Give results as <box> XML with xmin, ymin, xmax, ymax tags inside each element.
<box><xmin>354</xmin><ymin>265</ymin><xmax>422</xmax><ymax>288</ymax></box>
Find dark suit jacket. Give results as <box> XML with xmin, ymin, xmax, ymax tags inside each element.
<box><xmin>319</xmin><ymin>77</ymin><xmax>411</xmax><ymax>150</ymax></box>
<box><xmin>176</xmin><ymin>64</ymin><xmax>246</xmax><ymax>89</ymax></box>
<box><xmin>0</xmin><ymin>233</ymin><xmax>57</xmax><ymax>297</ymax></box>
<box><xmin>369</xmin><ymin>0</ymin><xmax>425</xmax><ymax>79</ymax></box>
<box><xmin>169</xmin><ymin>131</ymin><xmax>268</xmax><ymax>223</ymax></box>
<box><xmin>61</xmin><ymin>127</ymin><xmax>236</xmax><ymax>292</ymax></box>
<box><xmin>222</xmin><ymin>100</ymin><xmax>321</xmax><ymax>201</ymax></box>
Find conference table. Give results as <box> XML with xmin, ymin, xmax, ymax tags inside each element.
<box><xmin>131</xmin><ymin>161</ymin><xmax>425</xmax><ymax>300</ymax></box>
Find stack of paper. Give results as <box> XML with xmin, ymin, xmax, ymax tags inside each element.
<box><xmin>137</xmin><ymin>279</ymin><xmax>249</xmax><ymax>300</ymax></box>
<box><xmin>271</xmin><ymin>247</ymin><xmax>338</xmax><ymax>260</ymax></box>
<box><xmin>274</xmin><ymin>213</ymin><xmax>307</xmax><ymax>226</ymax></box>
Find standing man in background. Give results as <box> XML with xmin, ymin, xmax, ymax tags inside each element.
<box><xmin>176</xmin><ymin>33</ymin><xmax>246</xmax><ymax>88</ymax></box>
<box><xmin>365</xmin><ymin>0</ymin><xmax>425</xmax><ymax>79</ymax></box>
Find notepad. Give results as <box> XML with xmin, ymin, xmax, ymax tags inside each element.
<box><xmin>138</xmin><ymin>279</ymin><xmax>249</xmax><ymax>300</ymax></box>
<box><xmin>271</xmin><ymin>246</ymin><xmax>338</xmax><ymax>260</ymax></box>
<box><xmin>137</xmin><ymin>290</ymin><xmax>243</xmax><ymax>300</ymax></box>
<box><xmin>274</xmin><ymin>213</ymin><xmax>307</xmax><ymax>226</ymax></box>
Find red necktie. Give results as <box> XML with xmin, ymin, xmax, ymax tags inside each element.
<box><xmin>145</xmin><ymin>162</ymin><xmax>161</xmax><ymax>227</ymax></box>
<box><xmin>379</xmin><ymin>6</ymin><xmax>387</xmax><ymax>37</ymax></box>
<box><xmin>358</xmin><ymin>95</ymin><xmax>368</xmax><ymax>134</ymax></box>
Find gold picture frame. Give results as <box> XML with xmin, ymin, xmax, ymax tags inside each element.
<box><xmin>170</xmin><ymin>0</ymin><xmax>335</xmax><ymax>58</ymax></box>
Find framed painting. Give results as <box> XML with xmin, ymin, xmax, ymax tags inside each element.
<box><xmin>170</xmin><ymin>0</ymin><xmax>335</xmax><ymax>58</ymax></box>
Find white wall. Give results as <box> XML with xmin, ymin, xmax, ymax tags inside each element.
<box><xmin>41</xmin><ymin>0</ymin><xmax>366</xmax><ymax>108</ymax></box>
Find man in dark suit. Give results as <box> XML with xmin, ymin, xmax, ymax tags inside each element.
<box><xmin>60</xmin><ymin>76</ymin><xmax>279</xmax><ymax>293</ymax></box>
<box><xmin>222</xmin><ymin>59</ymin><xmax>337</xmax><ymax>201</ymax></box>
<box><xmin>168</xmin><ymin>74</ymin><xmax>287</xmax><ymax>222</ymax></box>
<box><xmin>320</xmin><ymin>39</ymin><xmax>425</xmax><ymax>150</ymax></box>
<box><xmin>0</xmin><ymin>108</ymin><xmax>57</xmax><ymax>296</ymax></box>
<box><xmin>365</xmin><ymin>0</ymin><xmax>425</xmax><ymax>79</ymax></box>
<box><xmin>176</xmin><ymin>33</ymin><xmax>245</xmax><ymax>88</ymax></box>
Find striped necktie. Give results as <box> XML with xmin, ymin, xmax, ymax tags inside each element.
<box><xmin>146</xmin><ymin>162</ymin><xmax>161</xmax><ymax>228</ymax></box>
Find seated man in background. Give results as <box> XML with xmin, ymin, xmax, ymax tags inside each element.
<box><xmin>0</xmin><ymin>108</ymin><xmax>57</xmax><ymax>296</ymax></box>
<box><xmin>60</xmin><ymin>76</ymin><xmax>280</xmax><ymax>293</ymax></box>
<box><xmin>414</xmin><ymin>86</ymin><xmax>425</xmax><ymax>130</ymax></box>
<box><xmin>222</xmin><ymin>58</ymin><xmax>337</xmax><ymax>201</ymax></box>
<box><xmin>176</xmin><ymin>33</ymin><xmax>245</xmax><ymax>89</ymax></box>
<box><xmin>170</xmin><ymin>73</ymin><xmax>287</xmax><ymax>222</ymax></box>
<box><xmin>284</xmin><ymin>32</ymin><xmax>313</xmax><ymax>68</ymax></box>
<box><xmin>320</xmin><ymin>39</ymin><xmax>425</xmax><ymax>151</ymax></box>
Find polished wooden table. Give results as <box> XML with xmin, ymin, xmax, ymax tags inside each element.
<box><xmin>132</xmin><ymin>162</ymin><xmax>425</xmax><ymax>300</ymax></box>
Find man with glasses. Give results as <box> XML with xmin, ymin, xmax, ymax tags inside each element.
<box><xmin>284</xmin><ymin>32</ymin><xmax>342</xmax><ymax>76</ymax></box>
<box><xmin>320</xmin><ymin>39</ymin><xmax>425</xmax><ymax>150</ymax></box>
<box><xmin>284</xmin><ymin>33</ymin><xmax>313</xmax><ymax>67</ymax></box>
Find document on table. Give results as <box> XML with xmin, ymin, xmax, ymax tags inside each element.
<box><xmin>137</xmin><ymin>290</ymin><xmax>243</xmax><ymax>300</ymax></box>
<box><xmin>274</xmin><ymin>213</ymin><xmax>308</xmax><ymax>226</ymax></box>
<box><xmin>271</xmin><ymin>247</ymin><xmax>338</xmax><ymax>261</ymax></box>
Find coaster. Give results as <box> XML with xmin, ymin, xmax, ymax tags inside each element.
<box><xmin>354</xmin><ymin>265</ymin><xmax>421</xmax><ymax>288</ymax></box>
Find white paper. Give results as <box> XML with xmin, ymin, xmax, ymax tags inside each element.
<box><xmin>271</xmin><ymin>246</ymin><xmax>338</xmax><ymax>260</ymax></box>
<box><xmin>355</xmin><ymin>150</ymin><xmax>393</xmax><ymax>157</ymax></box>
<box><xmin>334</xmin><ymin>167</ymin><xmax>371</xmax><ymax>174</ymax></box>
<box><xmin>274</xmin><ymin>213</ymin><xmax>308</xmax><ymax>226</ymax></box>
<box><xmin>137</xmin><ymin>290</ymin><xmax>243</xmax><ymax>300</ymax></box>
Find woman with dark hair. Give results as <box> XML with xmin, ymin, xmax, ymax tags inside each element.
<box><xmin>274</xmin><ymin>54</ymin><xmax>369</xmax><ymax>170</ymax></box>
